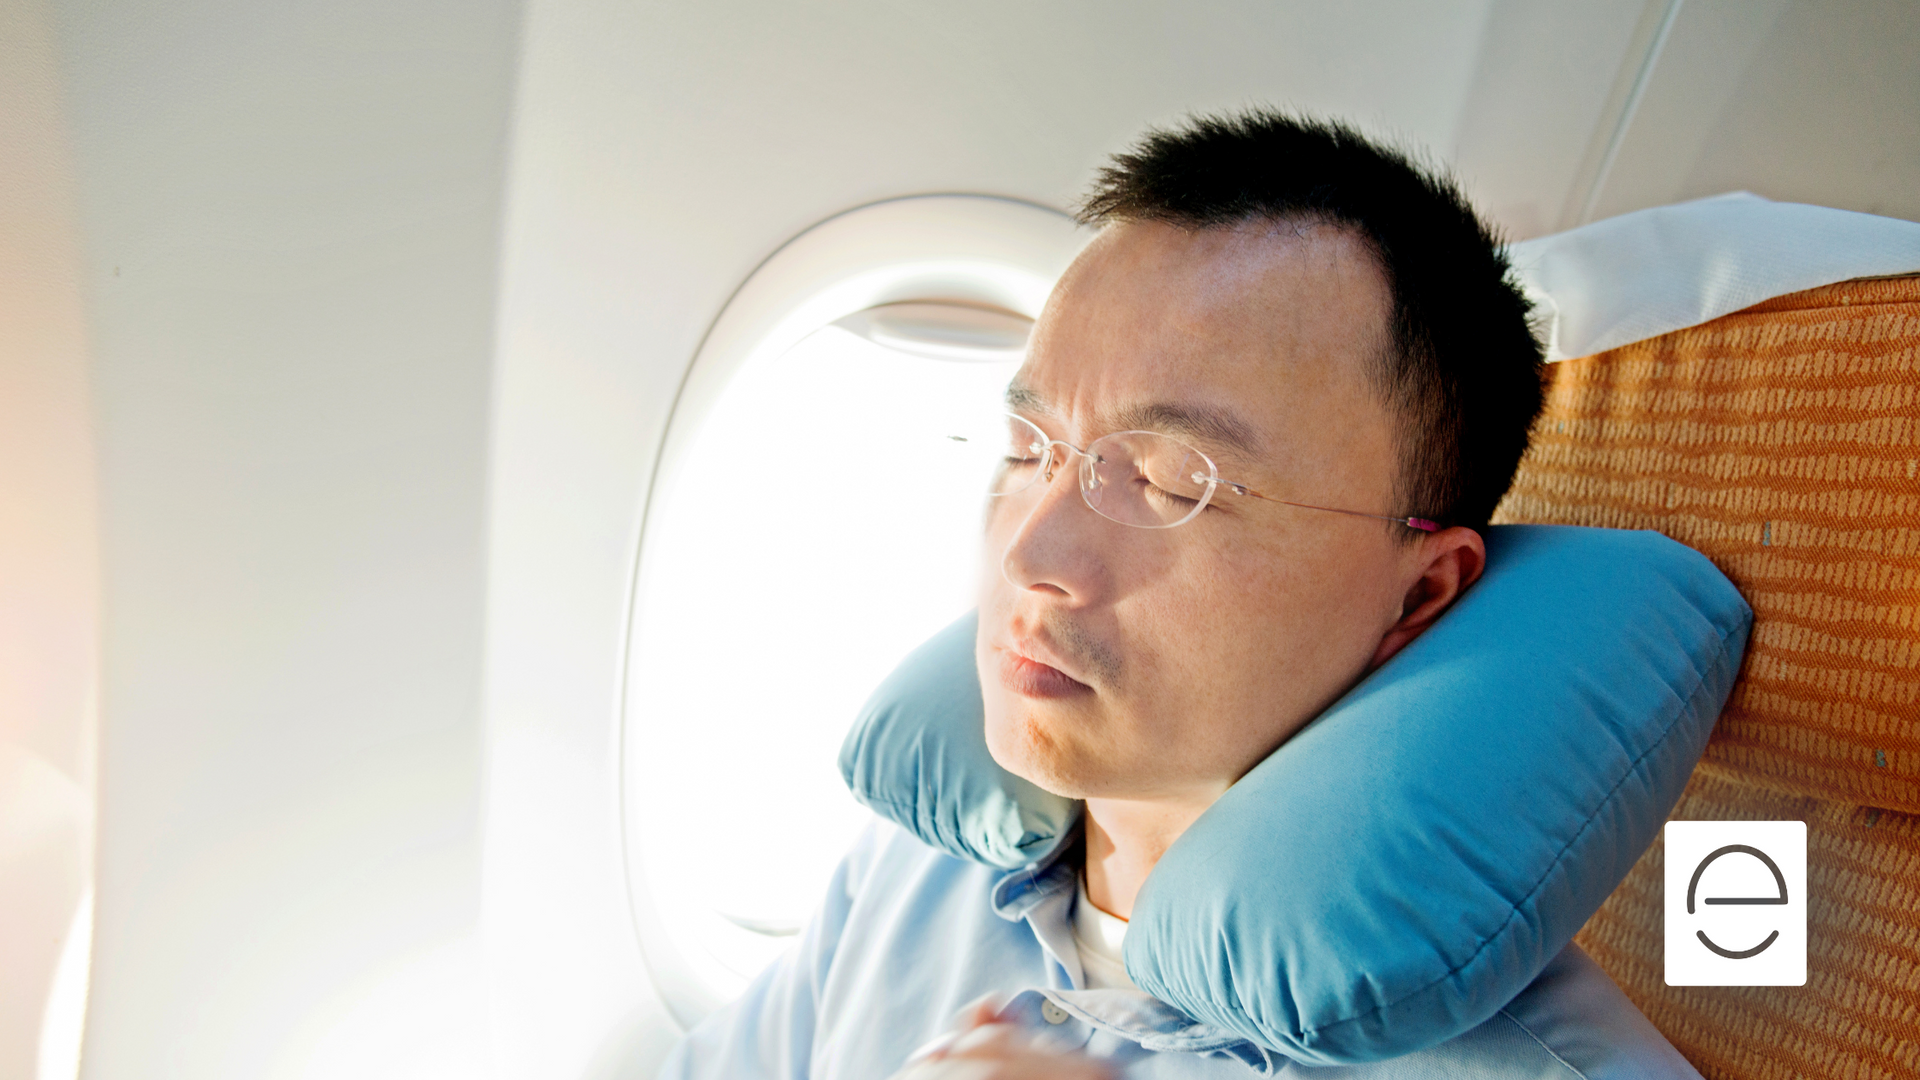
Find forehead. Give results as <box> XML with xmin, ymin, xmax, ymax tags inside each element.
<box><xmin>1014</xmin><ymin>219</ymin><xmax>1392</xmax><ymax>463</ymax></box>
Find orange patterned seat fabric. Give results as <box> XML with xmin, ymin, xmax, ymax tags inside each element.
<box><xmin>1492</xmin><ymin>275</ymin><xmax>1920</xmax><ymax>1078</ymax></box>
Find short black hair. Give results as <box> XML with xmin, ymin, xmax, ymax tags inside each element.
<box><xmin>1079</xmin><ymin>110</ymin><xmax>1544</xmax><ymax>532</ymax></box>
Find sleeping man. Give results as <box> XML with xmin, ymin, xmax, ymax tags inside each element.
<box><xmin>661</xmin><ymin>112</ymin><xmax>1700</xmax><ymax>1078</ymax></box>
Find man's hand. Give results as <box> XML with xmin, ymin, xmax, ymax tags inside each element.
<box><xmin>892</xmin><ymin>998</ymin><xmax>1115</xmax><ymax>1080</ymax></box>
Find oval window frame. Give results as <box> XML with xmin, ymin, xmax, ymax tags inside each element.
<box><xmin>620</xmin><ymin>195</ymin><xmax>1087</xmax><ymax>1027</ymax></box>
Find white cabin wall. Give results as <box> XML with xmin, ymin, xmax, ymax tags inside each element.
<box><xmin>50</xmin><ymin>1</ymin><xmax>521</xmax><ymax>1078</ymax></box>
<box><xmin>1583</xmin><ymin>0</ymin><xmax>1798</xmax><ymax>224</ymax></box>
<box><xmin>1592</xmin><ymin>0</ymin><xmax>1920</xmax><ymax>225</ymax></box>
<box><xmin>0</xmin><ymin>1</ymin><xmax>98</xmax><ymax>1076</ymax></box>
<box><xmin>1434</xmin><ymin>0</ymin><xmax>1920</xmax><ymax>238</ymax></box>
<box><xmin>1448</xmin><ymin>0</ymin><xmax>1654</xmax><ymax>240</ymax></box>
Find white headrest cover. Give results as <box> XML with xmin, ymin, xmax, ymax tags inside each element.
<box><xmin>1509</xmin><ymin>192</ymin><xmax>1920</xmax><ymax>362</ymax></box>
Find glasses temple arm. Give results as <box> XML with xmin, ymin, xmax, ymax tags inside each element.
<box><xmin>1217</xmin><ymin>481</ymin><xmax>1440</xmax><ymax>532</ymax></box>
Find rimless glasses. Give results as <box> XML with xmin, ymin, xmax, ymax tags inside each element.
<box><xmin>952</xmin><ymin>412</ymin><xmax>1439</xmax><ymax>532</ymax></box>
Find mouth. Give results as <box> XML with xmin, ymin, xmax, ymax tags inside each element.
<box><xmin>995</xmin><ymin>648</ymin><xmax>1095</xmax><ymax>700</ymax></box>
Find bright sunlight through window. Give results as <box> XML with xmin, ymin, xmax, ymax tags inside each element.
<box><xmin>631</xmin><ymin>321</ymin><xmax>1018</xmax><ymax>1000</ymax></box>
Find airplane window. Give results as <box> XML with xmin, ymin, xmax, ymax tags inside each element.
<box><xmin>629</xmin><ymin>313</ymin><xmax>1020</xmax><ymax>1002</ymax></box>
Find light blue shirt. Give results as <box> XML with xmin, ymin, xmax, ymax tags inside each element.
<box><xmin>660</xmin><ymin>820</ymin><xmax>1701</xmax><ymax>1078</ymax></box>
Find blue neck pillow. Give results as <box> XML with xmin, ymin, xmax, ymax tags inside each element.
<box><xmin>839</xmin><ymin>525</ymin><xmax>1751</xmax><ymax>1063</ymax></box>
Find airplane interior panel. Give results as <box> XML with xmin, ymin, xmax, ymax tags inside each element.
<box><xmin>1</xmin><ymin>2</ymin><xmax>1915</xmax><ymax>1078</ymax></box>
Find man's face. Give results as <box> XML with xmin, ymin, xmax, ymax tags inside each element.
<box><xmin>976</xmin><ymin>218</ymin><xmax>1428</xmax><ymax>805</ymax></box>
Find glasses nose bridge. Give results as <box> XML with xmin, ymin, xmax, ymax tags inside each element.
<box><xmin>1038</xmin><ymin>436</ymin><xmax>1093</xmax><ymax>484</ymax></box>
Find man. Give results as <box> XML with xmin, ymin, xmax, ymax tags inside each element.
<box><xmin>662</xmin><ymin>112</ymin><xmax>1698</xmax><ymax>1078</ymax></box>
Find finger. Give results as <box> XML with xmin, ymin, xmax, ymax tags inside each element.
<box><xmin>955</xmin><ymin>993</ymin><xmax>1003</xmax><ymax>1031</ymax></box>
<box><xmin>938</xmin><ymin>1043</ymin><xmax>1118</xmax><ymax>1080</ymax></box>
<box><xmin>892</xmin><ymin>1058</ymin><xmax>997</xmax><ymax>1080</ymax></box>
<box><xmin>919</xmin><ymin>995</ymin><xmax>1006</xmax><ymax>1062</ymax></box>
<box><xmin>904</xmin><ymin>1030</ymin><xmax>959</xmax><ymax>1064</ymax></box>
<box><xmin>1001</xmin><ymin>1052</ymin><xmax>1116</xmax><ymax>1080</ymax></box>
<box><xmin>946</xmin><ymin>1022</ymin><xmax>1025</xmax><ymax>1057</ymax></box>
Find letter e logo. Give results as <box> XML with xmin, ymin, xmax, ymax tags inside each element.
<box><xmin>1664</xmin><ymin>820</ymin><xmax>1806</xmax><ymax>986</ymax></box>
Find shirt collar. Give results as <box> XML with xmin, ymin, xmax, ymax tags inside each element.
<box><xmin>989</xmin><ymin>857</ymin><xmax>1076</xmax><ymax>923</ymax></box>
<box><xmin>989</xmin><ymin>856</ymin><xmax>1285</xmax><ymax>1074</ymax></box>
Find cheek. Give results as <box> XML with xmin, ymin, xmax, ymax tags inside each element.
<box><xmin>976</xmin><ymin>508</ymin><xmax>1011</xmax><ymax>610</ymax></box>
<box><xmin>1149</xmin><ymin>531</ymin><xmax>1396</xmax><ymax>720</ymax></box>
<box><xmin>1095</xmin><ymin>537</ymin><xmax>1252</xmax><ymax>713</ymax></box>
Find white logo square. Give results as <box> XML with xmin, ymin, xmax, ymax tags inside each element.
<box><xmin>1664</xmin><ymin>820</ymin><xmax>1806</xmax><ymax>986</ymax></box>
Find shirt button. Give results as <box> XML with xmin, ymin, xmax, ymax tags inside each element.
<box><xmin>1041</xmin><ymin>1001</ymin><xmax>1070</xmax><ymax>1025</ymax></box>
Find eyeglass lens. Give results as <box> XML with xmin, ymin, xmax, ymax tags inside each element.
<box><xmin>965</xmin><ymin>413</ymin><xmax>1217</xmax><ymax>528</ymax></box>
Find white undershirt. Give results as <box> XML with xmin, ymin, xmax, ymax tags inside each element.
<box><xmin>1072</xmin><ymin>873</ymin><xmax>1137</xmax><ymax>991</ymax></box>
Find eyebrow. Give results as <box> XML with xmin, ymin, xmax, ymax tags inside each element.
<box><xmin>1005</xmin><ymin>383</ymin><xmax>1264</xmax><ymax>460</ymax></box>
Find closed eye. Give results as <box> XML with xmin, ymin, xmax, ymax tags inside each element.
<box><xmin>1139</xmin><ymin>479</ymin><xmax>1200</xmax><ymax>509</ymax></box>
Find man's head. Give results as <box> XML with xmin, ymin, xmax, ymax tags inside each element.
<box><xmin>976</xmin><ymin>111</ymin><xmax>1544</xmax><ymax>808</ymax></box>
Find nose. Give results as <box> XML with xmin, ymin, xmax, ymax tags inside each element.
<box><xmin>997</xmin><ymin>442</ymin><xmax>1112</xmax><ymax>601</ymax></box>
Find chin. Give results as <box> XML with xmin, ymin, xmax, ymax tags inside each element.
<box><xmin>982</xmin><ymin>698</ymin><xmax>1102</xmax><ymax>800</ymax></box>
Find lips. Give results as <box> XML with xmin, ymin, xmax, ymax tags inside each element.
<box><xmin>995</xmin><ymin>648</ymin><xmax>1094</xmax><ymax>699</ymax></box>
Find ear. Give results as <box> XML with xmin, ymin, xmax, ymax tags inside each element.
<box><xmin>1368</xmin><ymin>526</ymin><xmax>1487</xmax><ymax>670</ymax></box>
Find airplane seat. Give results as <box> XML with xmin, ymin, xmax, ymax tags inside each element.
<box><xmin>1491</xmin><ymin>273</ymin><xmax>1920</xmax><ymax>1079</ymax></box>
